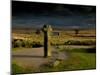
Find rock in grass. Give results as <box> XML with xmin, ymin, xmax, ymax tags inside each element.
<box><xmin>53</xmin><ymin>60</ymin><xmax>60</xmax><ymax>67</ymax></box>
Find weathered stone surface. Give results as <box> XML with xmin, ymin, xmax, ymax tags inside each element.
<box><xmin>42</xmin><ymin>24</ymin><xmax>52</xmax><ymax>57</ymax></box>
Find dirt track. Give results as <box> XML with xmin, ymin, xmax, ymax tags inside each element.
<box><xmin>12</xmin><ymin>45</ymin><xmax>94</xmax><ymax>68</ymax></box>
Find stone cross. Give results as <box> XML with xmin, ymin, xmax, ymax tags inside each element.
<box><xmin>42</xmin><ymin>24</ymin><xmax>52</xmax><ymax>57</ymax></box>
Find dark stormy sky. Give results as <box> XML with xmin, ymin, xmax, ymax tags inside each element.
<box><xmin>12</xmin><ymin>1</ymin><xmax>96</xmax><ymax>29</ymax></box>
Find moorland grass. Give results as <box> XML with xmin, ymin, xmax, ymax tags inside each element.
<box><xmin>12</xmin><ymin>29</ymin><xmax>96</xmax><ymax>73</ymax></box>
<box><xmin>57</xmin><ymin>47</ymin><xmax>96</xmax><ymax>70</ymax></box>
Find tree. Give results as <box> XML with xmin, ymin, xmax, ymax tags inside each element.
<box><xmin>35</xmin><ymin>29</ymin><xmax>41</xmax><ymax>34</ymax></box>
<box><xmin>74</xmin><ymin>29</ymin><xmax>79</xmax><ymax>36</ymax></box>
